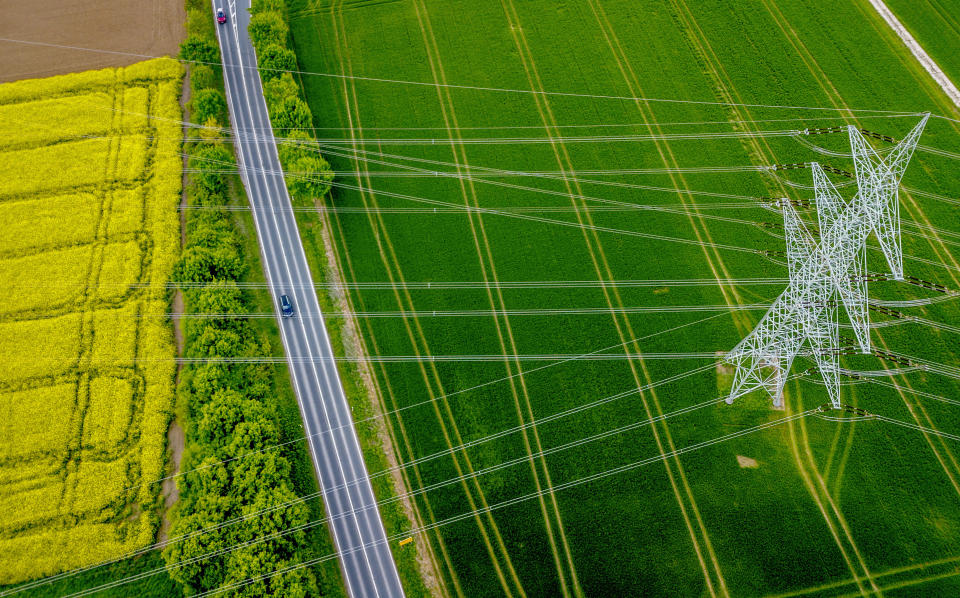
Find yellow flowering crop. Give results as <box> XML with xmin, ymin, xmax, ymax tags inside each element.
<box><xmin>0</xmin><ymin>193</ymin><xmax>99</xmax><ymax>256</ymax></box>
<box><xmin>0</xmin><ymin>57</ymin><xmax>183</xmax><ymax>585</ymax></box>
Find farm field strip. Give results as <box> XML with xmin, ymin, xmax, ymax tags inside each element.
<box><xmin>0</xmin><ymin>58</ymin><xmax>182</xmax><ymax>587</ymax></box>
<box><xmin>285</xmin><ymin>0</ymin><xmax>960</xmax><ymax>596</ymax></box>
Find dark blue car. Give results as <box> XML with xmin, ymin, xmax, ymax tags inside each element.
<box><xmin>280</xmin><ymin>294</ymin><xmax>294</xmax><ymax>318</ymax></box>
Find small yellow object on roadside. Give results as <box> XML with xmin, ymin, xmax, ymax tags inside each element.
<box><xmin>399</xmin><ymin>537</ymin><xmax>414</xmax><ymax>547</ymax></box>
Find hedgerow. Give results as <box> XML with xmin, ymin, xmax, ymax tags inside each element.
<box><xmin>247</xmin><ymin>1</ymin><xmax>334</xmax><ymax>204</ymax></box>
<box><xmin>0</xmin><ymin>58</ymin><xmax>183</xmax><ymax>586</ymax></box>
<box><xmin>161</xmin><ymin>9</ymin><xmax>320</xmax><ymax>593</ymax></box>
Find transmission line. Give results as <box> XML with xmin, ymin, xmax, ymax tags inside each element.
<box><xmin>16</xmin><ymin>363</ymin><xmax>714</xmax><ymax>595</ymax></box>
<box><xmin>53</xmin><ymin>404</ymin><xmax>819</xmax><ymax>597</ymax></box>
<box><xmin>3</xmin><ymin>312</ymin><xmax>732</xmax><ymax>595</ymax></box>
<box><xmin>190</xmin><ymin>408</ymin><xmax>822</xmax><ymax>598</ymax></box>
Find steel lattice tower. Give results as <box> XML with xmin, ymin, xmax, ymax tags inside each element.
<box><xmin>725</xmin><ymin>115</ymin><xmax>929</xmax><ymax>408</ymax></box>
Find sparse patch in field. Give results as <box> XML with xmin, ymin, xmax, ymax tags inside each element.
<box><xmin>0</xmin><ymin>58</ymin><xmax>182</xmax><ymax>586</ymax></box>
<box><xmin>736</xmin><ymin>455</ymin><xmax>759</xmax><ymax>469</ymax></box>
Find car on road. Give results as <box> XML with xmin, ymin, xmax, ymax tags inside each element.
<box><xmin>280</xmin><ymin>294</ymin><xmax>294</xmax><ymax>318</ymax></box>
<box><xmin>216</xmin><ymin>8</ymin><xmax>226</xmax><ymax>24</ymax></box>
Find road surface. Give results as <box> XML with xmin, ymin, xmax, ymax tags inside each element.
<box><xmin>213</xmin><ymin>2</ymin><xmax>406</xmax><ymax>596</ymax></box>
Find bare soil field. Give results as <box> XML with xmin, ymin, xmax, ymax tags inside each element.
<box><xmin>0</xmin><ymin>0</ymin><xmax>184</xmax><ymax>82</ymax></box>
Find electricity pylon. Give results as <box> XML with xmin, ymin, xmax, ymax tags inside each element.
<box><xmin>725</xmin><ymin>114</ymin><xmax>928</xmax><ymax>408</ymax></box>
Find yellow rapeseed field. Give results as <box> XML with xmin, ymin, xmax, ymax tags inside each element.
<box><xmin>0</xmin><ymin>58</ymin><xmax>182</xmax><ymax>585</ymax></box>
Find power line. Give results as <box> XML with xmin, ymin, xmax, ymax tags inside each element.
<box><xmin>26</xmin><ymin>277</ymin><xmax>793</xmax><ymax>290</ymax></box>
<box><xmin>271</xmin><ymin>129</ymin><xmax>801</xmax><ymax>145</ymax></box>
<box><xmin>4</xmin><ymin>314</ymin><xmax>731</xmax><ymax>595</ymax></box>
<box><xmin>191</xmin><ymin>408</ymin><xmax>822</xmax><ymax>598</ymax></box>
<box><xmin>310</xmin><ymin>140</ymin><xmax>770</xmax><ymax>201</ymax></box>
<box><xmin>875</xmin><ymin>415</ymin><xmax>960</xmax><ymax>442</ymax></box>
<box><xmin>218</xmin><ymin>112</ymin><xmax>928</xmax><ymax>133</ymax></box>
<box><xmin>55</xmin><ymin>404</ymin><xmax>819</xmax><ymax>597</ymax></box>
<box><xmin>71</xmin><ymin>303</ymin><xmax>772</xmax><ymax>319</ymax></box>
<box><xmin>0</xmin><ymin>37</ymin><xmax>926</xmax><ymax>115</ymax></box>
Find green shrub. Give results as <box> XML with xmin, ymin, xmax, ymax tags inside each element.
<box><xmin>180</xmin><ymin>35</ymin><xmax>220</xmax><ymax>65</ymax></box>
<box><xmin>188</xmin><ymin>143</ymin><xmax>234</xmax><ymax>194</ymax></box>
<box><xmin>263</xmin><ymin>73</ymin><xmax>299</xmax><ymax>108</ymax></box>
<box><xmin>278</xmin><ymin>131</ymin><xmax>333</xmax><ymax>201</ymax></box>
<box><xmin>257</xmin><ymin>45</ymin><xmax>297</xmax><ymax>81</ymax></box>
<box><xmin>251</xmin><ymin>0</ymin><xmax>287</xmax><ymax>14</ymax></box>
<box><xmin>270</xmin><ymin>96</ymin><xmax>313</xmax><ymax>131</ymax></box>
<box><xmin>188</xmin><ymin>182</ymin><xmax>228</xmax><ymax>208</ymax></box>
<box><xmin>188</xmin><ymin>362</ymin><xmax>272</xmax><ymax>402</ymax></box>
<box><xmin>196</xmin><ymin>389</ymin><xmax>269</xmax><ymax>448</ymax></box>
<box><xmin>191</xmin><ymin>88</ymin><xmax>227</xmax><ymax>128</ymax></box>
<box><xmin>248</xmin><ymin>12</ymin><xmax>289</xmax><ymax>48</ymax></box>
<box><xmin>172</xmin><ymin>244</ymin><xmax>245</xmax><ymax>284</ymax></box>
<box><xmin>190</xmin><ymin>63</ymin><xmax>217</xmax><ymax>93</ymax></box>
<box><xmin>186</xmin><ymin>8</ymin><xmax>214</xmax><ymax>39</ymax></box>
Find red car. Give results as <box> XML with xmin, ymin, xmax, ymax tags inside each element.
<box><xmin>216</xmin><ymin>8</ymin><xmax>226</xmax><ymax>24</ymax></box>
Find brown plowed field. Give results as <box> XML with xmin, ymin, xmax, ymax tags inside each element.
<box><xmin>0</xmin><ymin>0</ymin><xmax>184</xmax><ymax>83</ymax></box>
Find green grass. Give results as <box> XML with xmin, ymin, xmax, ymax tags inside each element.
<box><xmin>2</xmin><ymin>553</ymin><xmax>179</xmax><ymax>598</ymax></box>
<box><xmin>883</xmin><ymin>0</ymin><xmax>960</xmax><ymax>118</ymax></box>
<box><xmin>285</xmin><ymin>0</ymin><xmax>960</xmax><ymax>596</ymax></box>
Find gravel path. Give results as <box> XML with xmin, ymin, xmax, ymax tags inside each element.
<box><xmin>868</xmin><ymin>0</ymin><xmax>960</xmax><ymax>112</ymax></box>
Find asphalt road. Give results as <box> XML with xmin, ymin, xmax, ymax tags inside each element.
<box><xmin>213</xmin><ymin>2</ymin><xmax>406</xmax><ymax>596</ymax></box>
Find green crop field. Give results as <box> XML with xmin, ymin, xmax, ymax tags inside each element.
<box><xmin>284</xmin><ymin>1</ymin><xmax>960</xmax><ymax>596</ymax></box>
<box><xmin>0</xmin><ymin>58</ymin><xmax>182</xmax><ymax>586</ymax></box>
<box><xmin>884</xmin><ymin>0</ymin><xmax>960</xmax><ymax>101</ymax></box>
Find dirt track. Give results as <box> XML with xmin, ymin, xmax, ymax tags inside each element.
<box><xmin>0</xmin><ymin>0</ymin><xmax>184</xmax><ymax>83</ymax></box>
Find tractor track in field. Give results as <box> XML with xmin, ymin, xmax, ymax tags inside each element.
<box><xmin>326</xmin><ymin>2</ymin><xmax>524</xmax><ymax>596</ymax></box>
<box><xmin>407</xmin><ymin>1</ymin><xmax>583</xmax><ymax>596</ymax></box>
<box><xmin>495</xmin><ymin>2</ymin><xmax>733</xmax><ymax>596</ymax></box>
<box><xmin>667</xmin><ymin>2</ymin><xmax>883</xmax><ymax>592</ymax></box>
<box><xmin>764</xmin><ymin>550</ymin><xmax>960</xmax><ymax>597</ymax></box>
